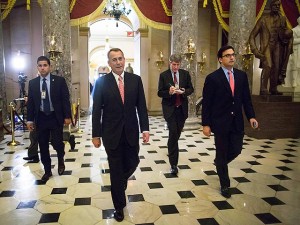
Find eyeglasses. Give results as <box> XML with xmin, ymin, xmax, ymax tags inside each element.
<box><xmin>222</xmin><ymin>53</ymin><xmax>236</xmax><ymax>58</ymax></box>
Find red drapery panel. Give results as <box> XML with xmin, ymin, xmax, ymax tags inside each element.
<box><xmin>281</xmin><ymin>0</ymin><xmax>300</xmax><ymax>27</ymax></box>
<box><xmin>70</xmin><ymin>0</ymin><xmax>103</xmax><ymax>19</ymax></box>
<box><xmin>133</xmin><ymin>0</ymin><xmax>172</xmax><ymax>24</ymax></box>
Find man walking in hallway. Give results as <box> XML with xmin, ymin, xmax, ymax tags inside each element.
<box><xmin>202</xmin><ymin>45</ymin><xmax>258</xmax><ymax>198</ymax></box>
<box><xmin>158</xmin><ymin>54</ymin><xmax>194</xmax><ymax>175</ymax></box>
<box><xmin>92</xmin><ymin>48</ymin><xmax>150</xmax><ymax>222</ymax></box>
<box><xmin>26</xmin><ymin>56</ymin><xmax>71</xmax><ymax>182</ymax></box>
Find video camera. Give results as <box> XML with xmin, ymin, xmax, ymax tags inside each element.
<box><xmin>18</xmin><ymin>72</ymin><xmax>27</xmax><ymax>83</ymax></box>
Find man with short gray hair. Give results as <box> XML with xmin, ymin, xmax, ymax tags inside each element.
<box><xmin>158</xmin><ymin>54</ymin><xmax>194</xmax><ymax>175</ymax></box>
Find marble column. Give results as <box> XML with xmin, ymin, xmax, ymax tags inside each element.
<box><xmin>41</xmin><ymin>0</ymin><xmax>72</xmax><ymax>94</ymax></box>
<box><xmin>0</xmin><ymin>19</ymin><xmax>7</xmax><ymax>122</ymax></box>
<box><xmin>228</xmin><ymin>0</ymin><xmax>256</xmax><ymax>90</ymax></box>
<box><xmin>172</xmin><ymin>0</ymin><xmax>199</xmax><ymax>130</ymax></box>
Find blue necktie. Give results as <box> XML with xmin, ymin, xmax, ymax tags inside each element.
<box><xmin>42</xmin><ymin>78</ymin><xmax>51</xmax><ymax>114</ymax></box>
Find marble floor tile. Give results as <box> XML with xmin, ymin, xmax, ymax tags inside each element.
<box><xmin>0</xmin><ymin>115</ymin><xmax>299</xmax><ymax>224</ymax></box>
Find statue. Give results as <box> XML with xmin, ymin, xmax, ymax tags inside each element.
<box><xmin>249</xmin><ymin>0</ymin><xmax>293</xmax><ymax>95</ymax></box>
<box><xmin>125</xmin><ymin>63</ymin><xmax>134</xmax><ymax>73</ymax></box>
<box><xmin>285</xmin><ymin>17</ymin><xmax>300</xmax><ymax>87</ymax></box>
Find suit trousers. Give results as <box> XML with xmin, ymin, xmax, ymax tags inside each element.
<box><xmin>214</xmin><ymin>130</ymin><xmax>244</xmax><ymax>188</ymax></box>
<box><xmin>166</xmin><ymin>106</ymin><xmax>185</xmax><ymax>166</ymax></box>
<box><xmin>105</xmin><ymin>129</ymin><xmax>140</xmax><ymax>210</ymax></box>
<box><xmin>27</xmin><ymin>130</ymin><xmax>38</xmax><ymax>157</ymax></box>
<box><xmin>37</xmin><ymin>111</ymin><xmax>65</xmax><ymax>173</ymax></box>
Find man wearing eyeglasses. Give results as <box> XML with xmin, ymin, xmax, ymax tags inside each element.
<box><xmin>202</xmin><ymin>45</ymin><xmax>258</xmax><ymax>198</ymax></box>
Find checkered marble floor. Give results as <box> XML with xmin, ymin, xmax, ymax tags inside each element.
<box><xmin>0</xmin><ymin>116</ymin><xmax>299</xmax><ymax>225</ymax></box>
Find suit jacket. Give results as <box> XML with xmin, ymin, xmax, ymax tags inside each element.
<box><xmin>27</xmin><ymin>74</ymin><xmax>71</xmax><ymax>126</ymax></box>
<box><xmin>92</xmin><ymin>72</ymin><xmax>149</xmax><ymax>150</ymax></box>
<box><xmin>201</xmin><ymin>67</ymin><xmax>255</xmax><ymax>134</ymax></box>
<box><xmin>157</xmin><ymin>69</ymin><xmax>194</xmax><ymax>120</ymax></box>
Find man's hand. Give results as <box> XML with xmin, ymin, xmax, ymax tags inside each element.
<box><xmin>92</xmin><ymin>137</ymin><xmax>101</xmax><ymax>148</ymax></box>
<box><xmin>202</xmin><ymin>126</ymin><xmax>211</xmax><ymax>137</ymax></box>
<box><xmin>169</xmin><ymin>86</ymin><xmax>177</xmax><ymax>95</ymax></box>
<box><xmin>64</xmin><ymin>118</ymin><xmax>71</xmax><ymax>125</ymax></box>
<box><xmin>26</xmin><ymin>122</ymin><xmax>35</xmax><ymax>131</ymax></box>
<box><xmin>249</xmin><ymin>118</ymin><xmax>258</xmax><ymax>129</ymax></box>
<box><xmin>142</xmin><ymin>132</ymin><xmax>150</xmax><ymax>143</ymax></box>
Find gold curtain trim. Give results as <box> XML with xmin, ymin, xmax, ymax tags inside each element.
<box><xmin>203</xmin><ymin>0</ymin><xmax>208</xmax><ymax>8</ymax></box>
<box><xmin>256</xmin><ymin>0</ymin><xmax>268</xmax><ymax>23</ymax></box>
<box><xmin>212</xmin><ymin>0</ymin><xmax>229</xmax><ymax>31</ymax></box>
<box><xmin>131</xmin><ymin>0</ymin><xmax>171</xmax><ymax>31</ymax></box>
<box><xmin>296</xmin><ymin>0</ymin><xmax>300</xmax><ymax>13</ymax></box>
<box><xmin>1</xmin><ymin>0</ymin><xmax>16</xmax><ymax>21</ymax></box>
<box><xmin>70</xmin><ymin>1</ymin><xmax>106</xmax><ymax>26</ymax></box>
<box><xmin>160</xmin><ymin>0</ymin><xmax>172</xmax><ymax>16</ymax></box>
<box><xmin>216</xmin><ymin>0</ymin><xmax>229</xmax><ymax>18</ymax></box>
<box><xmin>70</xmin><ymin>0</ymin><xmax>77</xmax><ymax>13</ymax></box>
<box><xmin>280</xmin><ymin>4</ymin><xmax>292</xmax><ymax>29</ymax></box>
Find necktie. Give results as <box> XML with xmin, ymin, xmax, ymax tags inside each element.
<box><xmin>42</xmin><ymin>78</ymin><xmax>51</xmax><ymax>113</ymax></box>
<box><xmin>228</xmin><ymin>71</ymin><xmax>234</xmax><ymax>96</ymax></box>
<box><xmin>118</xmin><ymin>75</ymin><xmax>124</xmax><ymax>104</ymax></box>
<box><xmin>173</xmin><ymin>73</ymin><xmax>182</xmax><ymax>107</ymax></box>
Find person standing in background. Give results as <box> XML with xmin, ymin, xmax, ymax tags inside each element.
<box><xmin>92</xmin><ymin>48</ymin><xmax>150</xmax><ymax>222</ymax></box>
<box><xmin>26</xmin><ymin>56</ymin><xmax>71</xmax><ymax>182</ymax></box>
<box><xmin>202</xmin><ymin>45</ymin><xmax>258</xmax><ymax>198</ymax></box>
<box><xmin>157</xmin><ymin>54</ymin><xmax>194</xmax><ymax>175</ymax></box>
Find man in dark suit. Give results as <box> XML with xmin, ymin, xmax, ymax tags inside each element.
<box><xmin>157</xmin><ymin>54</ymin><xmax>194</xmax><ymax>175</ymax></box>
<box><xmin>27</xmin><ymin>56</ymin><xmax>71</xmax><ymax>182</ymax></box>
<box><xmin>202</xmin><ymin>45</ymin><xmax>258</xmax><ymax>198</ymax></box>
<box><xmin>92</xmin><ymin>48</ymin><xmax>150</xmax><ymax>222</ymax></box>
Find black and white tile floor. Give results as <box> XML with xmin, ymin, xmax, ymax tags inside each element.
<box><xmin>0</xmin><ymin>116</ymin><xmax>299</xmax><ymax>225</ymax></box>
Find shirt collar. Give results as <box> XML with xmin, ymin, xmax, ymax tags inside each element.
<box><xmin>40</xmin><ymin>73</ymin><xmax>51</xmax><ymax>81</ymax></box>
<box><xmin>112</xmin><ymin>71</ymin><xmax>124</xmax><ymax>79</ymax></box>
<box><xmin>221</xmin><ymin>67</ymin><xmax>233</xmax><ymax>76</ymax></box>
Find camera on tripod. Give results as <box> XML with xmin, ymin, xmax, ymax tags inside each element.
<box><xmin>18</xmin><ymin>72</ymin><xmax>27</xmax><ymax>83</ymax></box>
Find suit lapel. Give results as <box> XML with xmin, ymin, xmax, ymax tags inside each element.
<box><xmin>167</xmin><ymin>69</ymin><xmax>175</xmax><ymax>86</ymax></box>
<box><xmin>49</xmin><ymin>74</ymin><xmax>55</xmax><ymax>99</ymax></box>
<box><xmin>107</xmin><ymin>72</ymin><xmax>123</xmax><ymax>104</ymax></box>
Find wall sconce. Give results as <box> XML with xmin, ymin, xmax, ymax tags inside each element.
<box><xmin>197</xmin><ymin>52</ymin><xmax>206</xmax><ymax>73</ymax></box>
<box><xmin>184</xmin><ymin>38</ymin><xmax>196</xmax><ymax>62</ymax></box>
<box><xmin>47</xmin><ymin>36</ymin><xmax>62</xmax><ymax>61</ymax></box>
<box><xmin>242</xmin><ymin>44</ymin><xmax>253</xmax><ymax>70</ymax></box>
<box><xmin>155</xmin><ymin>51</ymin><xmax>165</xmax><ymax>71</ymax></box>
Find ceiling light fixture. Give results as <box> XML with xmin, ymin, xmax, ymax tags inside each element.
<box><xmin>103</xmin><ymin>0</ymin><xmax>131</xmax><ymax>27</ymax></box>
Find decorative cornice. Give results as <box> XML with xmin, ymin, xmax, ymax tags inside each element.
<box><xmin>79</xmin><ymin>27</ymin><xmax>90</xmax><ymax>36</ymax></box>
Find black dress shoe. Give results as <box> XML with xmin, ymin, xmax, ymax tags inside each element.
<box><xmin>221</xmin><ymin>186</ymin><xmax>231</xmax><ymax>198</ymax></box>
<box><xmin>170</xmin><ymin>165</ymin><xmax>178</xmax><ymax>175</ymax></box>
<box><xmin>113</xmin><ymin>209</ymin><xmax>124</xmax><ymax>222</ymax></box>
<box><xmin>58</xmin><ymin>160</ymin><xmax>65</xmax><ymax>176</ymax></box>
<box><xmin>23</xmin><ymin>156</ymin><xmax>39</xmax><ymax>163</ymax></box>
<box><xmin>41</xmin><ymin>172</ymin><xmax>52</xmax><ymax>182</ymax></box>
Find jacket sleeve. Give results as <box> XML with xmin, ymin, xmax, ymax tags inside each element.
<box><xmin>92</xmin><ymin>78</ymin><xmax>104</xmax><ymax>137</ymax></box>
<box><xmin>201</xmin><ymin>75</ymin><xmax>214</xmax><ymax>126</ymax></box>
